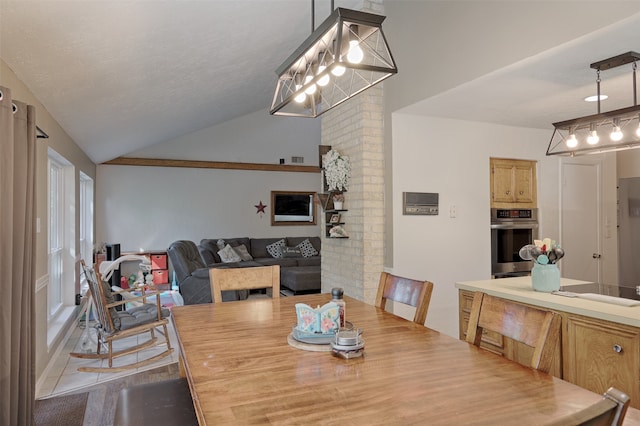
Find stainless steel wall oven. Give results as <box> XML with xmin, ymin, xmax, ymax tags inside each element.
<box><xmin>491</xmin><ymin>208</ymin><xmax>538</xmax><ymax>278</ymax></box>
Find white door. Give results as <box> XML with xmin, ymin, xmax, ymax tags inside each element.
<box><xmin>561</xmin><ymin>161</ymin><xmax>600</xmax><ymax>283</ymax></box>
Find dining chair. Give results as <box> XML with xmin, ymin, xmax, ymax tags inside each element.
<box><xmin>465</xmin><ymin>291</ymin><xmax>561</xmax><ymax>374</ymax></box>
<box><xmin>546</xmin><ymin>387</ymin><xmax>630</xmax><ymax>426</ymax></box>
<box><xmin>209</xmin><ymin>265</ymin><xmax>280</xmax><ymax>303</ymax></box>
<box><xmin>70</xmin><ymin>260</ymin><xmax>173</xmax><ymax>372</ymax></box>
<box><xmin>375</xmin><ymin>272</ymin><xmax>434</xmax><ymax>325</ymax></box>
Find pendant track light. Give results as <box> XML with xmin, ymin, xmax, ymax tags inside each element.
<box><xmin>547</xmin><ymin>51</ymin><xmax>640</xmax><ymax>156</ymax></box>
<box><xmin>270</xmin><ymin>5</ymin><xmax>397</xmax><ymax>118</ymax></box>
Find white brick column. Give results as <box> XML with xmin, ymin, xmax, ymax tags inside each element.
<box><xmin>320</xmin><ymin>0</ymin><xmax>386</xmax><ymax>304</ymax></box>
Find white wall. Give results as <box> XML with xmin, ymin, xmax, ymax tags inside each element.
<box><xmin>391</xmin><ymin>115</ymin><xmax>559</xmax><ymax>338</ymax></box>
<box><xmin>96</xmin><ymin>165</ymin><xmax>321</xmax><ymax>251</ymax></box>
<box><xmin>96</xmin><ymin>108</ymin><xmax>323</xmax><ymax>251</ymax></box>
<box><xmin>128</xmin><ymin>108</ymin><xmax>320</xmax><ymax>165</ymax></box>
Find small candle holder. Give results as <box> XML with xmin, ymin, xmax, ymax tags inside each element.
<box><xmin>331</xmin><ymin>328</ymin><xmax>364</xmax><ymax>359</ymax></box>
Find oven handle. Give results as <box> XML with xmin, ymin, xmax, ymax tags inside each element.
<box><xmin>491</xmin><ymin>223</ymin><xmax>539</xmax><ymax>230</ymax></box>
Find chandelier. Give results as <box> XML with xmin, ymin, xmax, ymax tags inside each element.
<box><xmin>546</xmin><ymin>51</ymin><xmax>640</xmax><ymax>156</ymax></box>
<box><xmin>269</xmin><ymin>5</ymin><xmax>397</xmax><ymax>118</ymax></box>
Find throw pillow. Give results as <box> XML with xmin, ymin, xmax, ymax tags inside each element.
<box><xmin>216</xmin><ymin>239</ymin><xmax>226</xmax><ymax>250</ymax></box>
<box><xmin>266</xmin><ymin>239</ymin><xmax>286</xmax><ymax>258</ymax></box>
<box><xmin>218</xmin><ymin>244</ymin><xmax>242</xmax><ymax>263</ymax></box>
<box><xmin>234</xmin><ymin>244</ymin><xmax>253</xmax><ymax>261</ymax></box>
<box><xmin>281</xmin><ymin>246</ymin><xmax>303</xmax><ymax>258</ymax></box>
<box><xmin>297</xmin><ymin>238</ymin><xmax>319</xmax><ymax>258</ymax></box>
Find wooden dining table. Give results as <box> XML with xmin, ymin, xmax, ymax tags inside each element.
<box><xmin>171</xmin><ymin>293</ymin><xmax>618</xmax><ymax>425</ymax></box>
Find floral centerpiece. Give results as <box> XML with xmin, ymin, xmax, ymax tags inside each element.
<box><xmin>519</xmin><ymin>238</ymin><xmax>564</xmax><ymax>292</ymax></box>
<box><xmin>322</xmin><ymin>149</ymin><xmax>350</xmax><ymax>192</ymax></box>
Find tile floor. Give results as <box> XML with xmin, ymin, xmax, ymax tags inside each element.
<box><xmin>37</xmin><ymin>317</ymin><xmax>179</xmax><ymax>398</ymax></box>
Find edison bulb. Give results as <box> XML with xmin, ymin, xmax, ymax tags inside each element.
<box><xmin>332</xmin><ymin>64</ymin><xmax>346</xmax><ymax>76</ymax></box>
<box><xmin>566</xmin><ymin>133</ymin><xmax>578</xmax><ymax>148</ymax></box>
<box><xmin>294</xmin><ymin>84</ymin><xmax>306</xmax><ymax>103</ymax></box>
<box><xmin>347</xmin><ymin>41</ymin><xmax>364</xmax><ymax>64</ymax></box>
<box><xmin>304</xmin><ymin>76</ymin><xmax>316</xmax><ymax>95</ymax></box>
<box><xmin>317</xmin><ymin>65</ymin><xmax>330</xmax><ymax>87</ymax></box>
<box><xmin>587</xmin><ymin>130</ymin><xmax>599</xmax><ymax>145</ymax></box>
<box><xmin>610</xmin><ymin>126</ymin><xmax>623</xmax><ymax>141</ymax></box>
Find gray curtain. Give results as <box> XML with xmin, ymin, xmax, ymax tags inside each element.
<box><xmin>0</xmin><ymin>86</ymin><xmax>36</xmax><ymax>425</ymax></box>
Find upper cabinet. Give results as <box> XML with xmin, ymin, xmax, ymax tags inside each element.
<box><xmin>490</xmin><ymin>158</ymin><xmax>537</xmax><ymax>208</ymax></box>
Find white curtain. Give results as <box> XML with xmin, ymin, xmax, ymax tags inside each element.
<box><xmin>0</xmin><ymin>85</ymin><xmax>36</xmax><ymax>425</ymax></box>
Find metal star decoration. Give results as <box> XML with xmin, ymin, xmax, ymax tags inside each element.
<box><xmin>255</xmin><ymin>201</ymin><xmax>267</xmax><ymax>216</ymax></box>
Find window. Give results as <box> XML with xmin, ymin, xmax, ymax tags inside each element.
<box><xmin>79</xmin><ymin>173</ymin><xmax>94</xmax><ymax>267</ymax></box>
<box><xmin>48</xmin><ymin>156</ymin><xmax>64</xmax><ymax>318</ymax></box>
<box><xmin>47</xmin><ymin>149</ymin><xmax>74</xmax><ymax>322</ymax></box>
<box><xmin>79</xmin><ymin>173</ymin><xmax>94</xmax><ymax>291</ymax></box>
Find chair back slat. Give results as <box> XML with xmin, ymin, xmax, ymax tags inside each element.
<box><xmin>81</xmin><ymin>260</ymin><xmax>116</xmax><ymax>334</ymax></box>
<box><xmin>375</xmin><ymin>272</ymin><xmax>433</xmax><ymax>325</ymax></box>
<box><xmin>466</xmin><ymin>292</ymin><xmax>561</xmax><ymax>373</ymax></box>
<box><xmin>210</xmin><ymin>265</ymin><xmax>280</xmax><ymax>303</ymax></box>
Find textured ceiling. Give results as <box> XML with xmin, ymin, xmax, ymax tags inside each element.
<box><xmin>402</xmin><ymin>12</ymin><xmax>640</xmax><ymax>132</ymax></box>
<box><xmin>2</xmin><ymin>2</ymin><xmax>639</xmax><ymax>163</ymax></box>
<box><xmin>0</xmin><ymin>0</ymin><xmax>360</xmax><ymax>163</ymax></box>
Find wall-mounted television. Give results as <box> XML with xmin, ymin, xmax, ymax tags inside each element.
<box><xmin>271</xmin><ymin>191</ymin><xmax>316</xmax><ymax>226</ymax></box>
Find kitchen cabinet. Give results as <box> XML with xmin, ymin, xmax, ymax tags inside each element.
<box><xmin>490</xmin><ymin>158</ymin><xmax>537</xmax><ymax>208</ymax></box>
<box><xmin>564</xmin><ymin>314</ymin><xmax>640</xmax><ymax>406</ymax></box>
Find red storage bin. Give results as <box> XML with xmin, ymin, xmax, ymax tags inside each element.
<box><xmin>151</xmin><ymin>254</ymin><xmax>167</xmax><ymax>270</ymax></box>
<box><xmin>152</xmin><ymin>269</ymin><xmax>168</xmax><ymax>285</ymax></box>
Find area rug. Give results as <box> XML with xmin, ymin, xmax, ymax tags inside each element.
<box><xmin>35</xmin><ymin>391</ymin><xmax>88</xmax><ymax>426</ymax></box>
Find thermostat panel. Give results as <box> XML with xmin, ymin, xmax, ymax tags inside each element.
<box><xmin>403</xmin><ymin>192</ymin><xmax>439</xmax><ymax>215</ymax></box>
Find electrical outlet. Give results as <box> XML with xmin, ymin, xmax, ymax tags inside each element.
<box><xmin>449</xmin><ymin>205</ymin><xmax>457</xmax><ymax>218</ymax></box>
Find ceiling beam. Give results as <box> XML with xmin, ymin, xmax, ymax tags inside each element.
<box><xmin>102</xmin><ymin>157</ymin><xmax>321</xmax><ymax>173</ymax></box>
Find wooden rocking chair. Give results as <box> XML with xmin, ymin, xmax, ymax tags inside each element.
<box><xmin>70</xmin><ymin>260</ymin><xmax>173</xmax><ymax>372</ymax></box>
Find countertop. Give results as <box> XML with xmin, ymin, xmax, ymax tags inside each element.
<box><xmin>455</xmin><ymin>277</ymin><xmax>640</xmax><ymax>328</ymax></box>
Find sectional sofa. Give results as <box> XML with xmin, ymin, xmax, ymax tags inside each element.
<box><xmin>167</xmin><ymin>236</ymin><xmax>321</xmax><ymax>305</ymax></box>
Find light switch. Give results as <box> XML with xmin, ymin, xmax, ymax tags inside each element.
<box><xmin>449</xmin><ymin>205</ymin><xmax>457</xmax><ymax>218</ymax></box>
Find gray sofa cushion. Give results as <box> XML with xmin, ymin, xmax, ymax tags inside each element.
<box><xmin>295</xmin><ymin>256</ymin><xmax>321</xmax><ymax>267</ymax></box>
<box><xmin>168</xmin><ymin>240</ymin><xmax>206</xmax><ymax>282</ymax></box>
<box><xmin>199</xmin><ymin>238</ymin><xmax>251</xmax><ymax>265</ymax></box>
<box><xmin>253</xmin><ymin>257</ymin><xmax>298</xmax><ymax>268</ymax></box>
<box><xmin>281</xmin><ymin>266</ymin><xmax>321</xmax><ymax>293</ymax></box>
<box><xmin>117</xmin><ymin>303</ymin><xmax>170</xmax><ymax>331</ymax></box>
<box><xmin>250</xmin><ymin>238</ymin><xmax>287</xmax><ymax>259</ymax></box>
<box><xmin>209</xmin><ymin>260</ymin><xmax>263</xmax><ymax>269</ymax></box>
<box><xmin>286</xmin><ymin>236</ymin><xmax>321</xmax><ymax>255</ymax></box>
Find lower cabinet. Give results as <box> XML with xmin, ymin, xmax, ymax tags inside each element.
<box><xmin>563</xmin><ymin>314</ymin><xmax>640</xmax><ymax>406</ymax></box>
<box><xmin>458</xmin><ymin>290</ymin><xmax>640</xmax><ymax>408</ymax></box>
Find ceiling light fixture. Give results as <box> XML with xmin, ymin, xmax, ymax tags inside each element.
<box><xmin>269</xmin><ymin>1</ymin><xmax>397</xmax><ymax>118</ymax></box>
<box><xmin>547</xmin><ymin>51</ymin><xmax>640</xmax><ymax>156</ymax></box>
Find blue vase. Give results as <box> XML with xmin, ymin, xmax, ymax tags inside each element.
<box><xmin>531</xmin><ymin>263</ymin><xmax>560</xmax><ymax>292</ymax></box>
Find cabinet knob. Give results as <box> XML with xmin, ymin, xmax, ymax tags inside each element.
<box><xmin>506</xmin><ymin>191</ymin><xmax>511</xmax><ymax>195</ymax></box>
<box><xmin>519</xmin><ymin>191</ymin><xmax>524</xmax><ymax>195</ymax></box>
<box><xmin>613</xmin><ymin>344</ymin><xmax>623</xmax><ymax>353</ymax></box>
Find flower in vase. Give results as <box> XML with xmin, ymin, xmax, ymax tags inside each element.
<box><xmin>519</xmin><ymin>237</ymin><xmax>565</xmax><ymax>264</ymax></box>
<box><xmin>322</xmin><ymin>149</ymin><xmax>350</xmax><ymax>192</ymax></box>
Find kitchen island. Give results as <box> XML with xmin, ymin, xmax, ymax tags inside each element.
<box><xmin>456</xmin><ymin>276</ymin><xmax>640</xmax><ymax>409</ymax></box>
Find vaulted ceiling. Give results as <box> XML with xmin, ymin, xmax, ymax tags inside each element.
<box><xmin>1</xmin><ymin>0</ymin><xmax>359</xmax><ymax>163</ymax></box>
<box><xmin>2</xmin><ymin>1</ymin><xmax>639</xmax><ymax>164</ymax></box>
